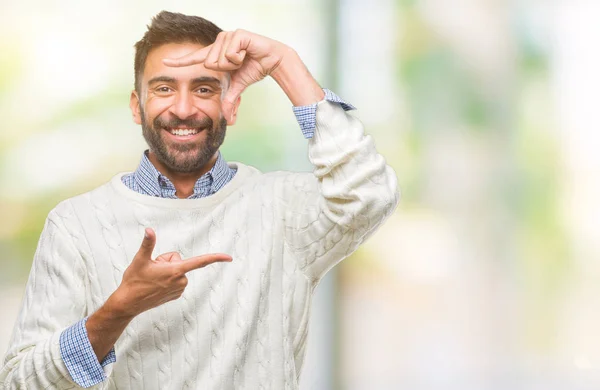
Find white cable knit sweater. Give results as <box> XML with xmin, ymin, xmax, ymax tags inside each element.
<box><xmin>1</xmin><ymin>101</ymin><xmax>399</xmax><ymax>390</ymax></box>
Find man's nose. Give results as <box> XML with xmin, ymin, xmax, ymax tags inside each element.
<box><xmin>169</xmin><ymin>91</ymin><xmax>198</xmax><ymax>119</ymax></box>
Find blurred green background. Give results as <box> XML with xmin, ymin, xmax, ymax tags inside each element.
<box><xmin>2</xmin><ymin>0</ymin><xmax>599</xmax><ymax>389</ymax></box>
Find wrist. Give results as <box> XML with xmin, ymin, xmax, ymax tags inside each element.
<box><xmin>105</xmin><ymin>287</ymin><xmax>138</xmax><ymax>320</ymax></box>
<box><xmin>270</xmin><ymin>48</ymin><xmax>325</xmax><ymax>106</ymax></box>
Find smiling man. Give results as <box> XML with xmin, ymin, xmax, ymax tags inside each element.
<box><xmin>134</xmin><ymin>43</ymin><xmax>231</xmax><ymax>193</ymax></box>
<box><xmin>1</xmin><ymin>11</ymin><xmax>399</xmax><ymax>390</ymax></box>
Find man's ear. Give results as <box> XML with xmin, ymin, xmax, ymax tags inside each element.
<box><xmin>226</xmin><ymin>95</ymin><xmax>242</xmax><ymax>126</ymax></box>
<box><xmin>130</xmin><ymin>90</ymin><xmax>142</xmax><ymax>125</ymax></box>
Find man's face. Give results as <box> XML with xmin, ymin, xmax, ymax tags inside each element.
<box><xmin>130</xmin><ymin>42</ymin><xmax>238</xmax><ymax>174</ymax></box>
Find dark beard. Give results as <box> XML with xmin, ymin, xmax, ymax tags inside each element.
<box><xmin>140</xmin><ymin>107</ymin><xmax>227</xmax><ymax>174</ymax></box>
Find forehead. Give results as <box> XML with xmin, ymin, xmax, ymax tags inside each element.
<box><xmin>143</xmin><ymin>42</ymin><xmax>226</xmax><ymax>85</ymax></box>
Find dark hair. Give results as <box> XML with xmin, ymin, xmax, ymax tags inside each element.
<box><xmin>134</xmin><ymin>11</ymin><xmax>222</xmax><ymax>93</ymax></box>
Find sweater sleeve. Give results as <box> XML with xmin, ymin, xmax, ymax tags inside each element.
<box><xmin>282</xmin><ymin>99</ymin><xmax>400</xmax><ymax>283</ymax></box>
<box><xmin>0</xmin><ymin>209</ymin><xmax>109</xmax><ymax>389</ymax></box>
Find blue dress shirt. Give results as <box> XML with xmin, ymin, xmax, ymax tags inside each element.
<box><xmin>121</xmin><ymin>151</ymin><xmax>236</xmax><ymax>199</ymax></box>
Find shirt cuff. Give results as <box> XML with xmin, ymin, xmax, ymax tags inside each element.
<box><xmin>292</xmin><ymin>88</ymin><xmax>356</xmax><ymax>139</ymax></box>
<box><xmin>59</xmin><ymin>318</ymin><xmax>116</xmax><ymax>388</ymax></box>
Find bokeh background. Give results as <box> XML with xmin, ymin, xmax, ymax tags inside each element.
<box><xmin>1</xmin><ymin>0</ymin><xmax>599</xmax><ymax>389</ymax></box>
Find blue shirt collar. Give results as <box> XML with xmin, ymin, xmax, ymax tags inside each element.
<box><xmin>132</xmin><ymin>150</ymin><xmax>234</xmax><ymax>199</ymax></box>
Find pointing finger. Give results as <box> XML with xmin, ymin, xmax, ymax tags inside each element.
<box><xmin>177</xmin><ymin>253</ymin><xmax>232</xmax><ymax>273</ymax></box>
<box><xmin>163</xmin><ymin>45</ymin><xmax>212</xmax><ymax>67</ymax></box>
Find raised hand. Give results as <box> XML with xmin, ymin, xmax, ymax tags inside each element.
<box><xmin>115</xmin><ymin>227</ymin><xmax>232</xmax><ymax>317</ymax></box>
<box><xmin>162</xmin><ymin>29</ymin><xmax>294</xmax><ymax>121</ymax></box>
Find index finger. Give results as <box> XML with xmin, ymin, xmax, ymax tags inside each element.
<box><xmin>163</xmin><ymin>45</ymin><xmax>212</xmax><ymax>67</ymax></box>
<box><xmin>176</xmin><ymin>253</ymin><xmax>232</xmax><ymax>273</ymax></box>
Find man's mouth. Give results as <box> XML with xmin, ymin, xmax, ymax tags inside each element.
<box><xmin>165</xmin><ymin>127</ymin><xmax>202</xmax><ymax>136</ymax></box>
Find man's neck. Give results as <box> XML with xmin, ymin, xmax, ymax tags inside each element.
<box><xmin>147</xmin><ymin>152</ymin><xmax>218</xmax><ymax>199</ymax></box>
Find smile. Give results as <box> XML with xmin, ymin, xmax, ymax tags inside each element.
<box><xmin>167</xmin><ymin>127</ymin><xmax>201</xmax><ymax>136</ymax></box>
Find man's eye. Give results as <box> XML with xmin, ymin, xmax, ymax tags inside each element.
<box><xmin>156</xmin><ymin>87</ymin><xmax>172</xmax><ymax>93</ymax></box>
<box><xmin>197</xmin><ymin>87</ymin><xmax>212</xmax><ymax>94</ymax></box>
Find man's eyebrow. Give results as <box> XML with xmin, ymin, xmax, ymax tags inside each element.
<box><xmin>147</xmin><ymin>76</ymin><xmax>177</xmax><ymax>85</ymax></box>
<box><xmin>147</xmin><ymin>76</ymin><xmax>222</xmax><ymax>87</ymax></box>
<box><xmin>191</xmin><ymin>77</ymin><xmax>222</xmax><ymax>87</ymax></box>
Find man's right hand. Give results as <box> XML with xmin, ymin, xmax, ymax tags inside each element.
<box><xmin>112</xmin><ymin>227</ymin><xmax>232</xmax><ymax>318</ymax></box>
<box><xmin>85</xmin><ymin>228</ymin><xmax>231</xmax><ymax>364</ymax></box>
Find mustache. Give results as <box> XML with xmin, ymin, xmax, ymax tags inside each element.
<box><xmin>153</xmin><ymin>116</ymin><xmax>213</xmax><ymax>129</ymax></box>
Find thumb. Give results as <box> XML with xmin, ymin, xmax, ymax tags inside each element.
<box><xmin>222</xmin><ymin>82</ymin><xmax>245</xmax><ymax>124</ymax></box>
<box><xmin>136</xmin><ymin>227</ymin><xmax>156</xmax><ymax>259</ymax></box>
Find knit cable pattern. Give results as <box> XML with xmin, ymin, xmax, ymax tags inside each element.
<box><xmin>92</xmin><ymin>188</ymin><xmax>142</xmax><ymax>389</ymax></box>
<box><xmin>208</xmin><ymin>205</ymin><xmax>226</xmax><ymax>389</ymax></box>
<box><xmin>176</xmin><ymin>209</ymin><xmax>198</xmax><ymax>390</ymax></box>
<box><xmin>256</xmin><ymin>181</ymin><xmax>273</xmax><ymax>390</ymax></box>
<box><xmin>232</xmin><ymin>191</ymin><xmax>250</xmax><ymax>390</ymax></box>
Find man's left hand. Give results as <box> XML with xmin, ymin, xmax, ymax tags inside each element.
<box><xmin>163</xmin><ymin>30</ymin><xmax>293</xmax><ymax>121</ymax></box>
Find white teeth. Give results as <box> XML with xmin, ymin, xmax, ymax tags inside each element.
<box><xmin>169</xmin><ymin>128</ymin><xmax>199</xmax><ymax>136</ymax></box>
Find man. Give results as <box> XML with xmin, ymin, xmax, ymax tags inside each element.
<box><xmin>1</xmin><ymin>10</ymin><xmax>398</xmax><ymax>390</ymax></box>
